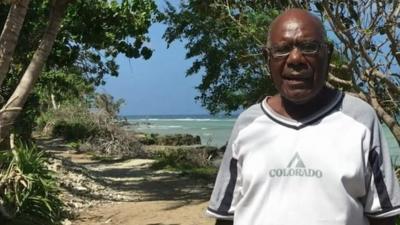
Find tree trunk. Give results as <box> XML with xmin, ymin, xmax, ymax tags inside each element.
<box><xmin>0</xmin><ymin>0</ymin><xmax>72</xmax><ymax>142</ymax></box>
<box><xmin>0</xmin><ymin>0</ymin><xmax>31</xmax><ymax>88</ymax></box>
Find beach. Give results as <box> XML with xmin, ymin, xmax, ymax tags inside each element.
<box><xmin>125</xmin><ymin>114</ymin><xmax>400</xmax><ymax>164</ymax></box>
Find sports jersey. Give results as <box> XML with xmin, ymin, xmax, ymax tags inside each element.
<box><xmin>206</xmin><ymin>91</ymin><xmax>400</xmax><ymax>225</ymax></box>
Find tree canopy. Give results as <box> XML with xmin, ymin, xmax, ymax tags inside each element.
<box><xmin>0</xmin><ymin>0</ymin><xmax>157</xmax><ymax>140</ymax></box>
<box><xmin>1</xmin><ymin>0</ymin><xmax>157</xmax><ymax>85</ymax></box>
<box><xmin>162</xmin><ymin>0</ymin><xmax>400</xmax><ymax>142</ymax></box>
<box><xmin>162</xmin><ymin>0</ymin><xmax>290</xmax><ymax>114</ymax></box>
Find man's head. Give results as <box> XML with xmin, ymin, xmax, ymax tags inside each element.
<box><xmin>264</xmin><ymin>9</ymin><xmax>332</xmax><ymax>104</ymax></box>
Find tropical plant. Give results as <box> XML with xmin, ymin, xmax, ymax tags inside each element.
<box><xmin>0</xmin><ymin>142</ymin><xmax>63</xmax><ymax>224</ymax></box>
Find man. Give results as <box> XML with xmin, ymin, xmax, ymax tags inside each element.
<box><xmin>206</xmin><ymin>8</ymin><xmax>400</xmax><ymax>225</ymax></box>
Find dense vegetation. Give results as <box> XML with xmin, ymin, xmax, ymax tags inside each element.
<box><xmin>0</xmin><ymin>0</ymin><xmax>157</xmax><ymax>223</ymax></box>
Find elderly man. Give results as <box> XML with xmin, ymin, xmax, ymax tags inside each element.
<box><xmin>206</xmin><ymin>8</ymin><xmax>400</xmax><ymax>225</ymax></box>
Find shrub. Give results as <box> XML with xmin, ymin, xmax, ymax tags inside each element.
<box><xmin>52</xmin><ymin>120</ymin><xmax>97</xmax><ymax>141</ymax></box>
<box><xmin>0</xmin><ymin>143</ymin><xmax>63</xmax><ymax>225</ymax></box>
<box><xmin>36</xmin><ymin>101</ymin><xmax>144</xmax><ymax>158</ymax></box>
<box><xmin>36</xmin><ymin>103</ymin><xmax>99</xmax><ymax>140</ymax></box>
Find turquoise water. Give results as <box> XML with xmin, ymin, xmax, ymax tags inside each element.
<box><xmin>125</xmin><ymin>115</ymin><xmax>236</xmax><ymax>147</ymax></box>
<box><xmin>125</xmin><ymin>115</ymin><xmax>400</xmax><ymax>165</ymax></box>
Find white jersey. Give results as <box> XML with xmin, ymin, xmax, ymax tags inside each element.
<box><xmin>206</xmin><ymin>91</ymin><xmax>400</xmax><ymax>225</ymax></box>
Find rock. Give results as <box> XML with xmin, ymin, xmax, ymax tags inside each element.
<box><xmin>62</xmin><ymin>219</ymin><xmax>72</xmax><ymax>225</ymax></box>
<box><xmin>74</xmin><ymin>186</ymin><xmax>88</xmax><ymax>193</ymax></box>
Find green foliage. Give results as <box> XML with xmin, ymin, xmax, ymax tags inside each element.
<box><xmin>66</xmin><ymin>141</ymin><xmax>80</xmax><ymax>150</ymax></box>
<box><xmin>37</xmin><ymin>92</ymin><xmax>127</xmax><ymax>141</ymax></box>
<box><xmin>0</xmin><ymin>0</ymin><xmax>157</xmax><ymax>86</ymax></box>
<box><xmin>162</xmin><ymin>0</ymin><xmax>288</xmax><ymax>114</ymax></box>
<box><xmin>58</xmin><ymin>0</ymin><xmax>157</xmax><ymax>84</ymax></box>
<box><xmin>0</xmin><ymin>0</ymin><xmax>156</xmax><ymax>138</ymax></box>
<box><xmin>36</xmin><ymin>98</ymin><xmax>144</xmax><ymax>158</ymax></box>
<box><xmin>35</xmin><ymin>69</ymin><xmax>95</xmax><ymax>109</ymax></box>
<box><xmin>37</xmin><ymin>102</ymin><xmax>99</xmax><ymax>141</ymax></box>
<box><xmin>52</xmin><ymin>120</ymin><xmax>97</xmax><ymax>141</ymax></box>
<box><xmin>0</xmin><ymin>143</ymin><xmax>63</xmax><ymax>224</ymax></box>
<box><xmin>151</xmin><ymin>148</ymin><xmax>217</xmax><ymax>180</ymax></box>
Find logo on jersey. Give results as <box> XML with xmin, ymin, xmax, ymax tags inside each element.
<box><xmin>269</xmin><ymin>152</ymin><xmax>323</xmax><ymax>178</ymax></box>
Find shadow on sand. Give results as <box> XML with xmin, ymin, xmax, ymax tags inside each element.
<box><xmin>38</xmin><ymin>138</ymin><xmax>213</xmax><ymax>209</ymax></box>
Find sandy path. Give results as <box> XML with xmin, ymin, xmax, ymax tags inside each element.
<box><xmin>73</xmin><ymin>201</ymin><xmax>213</xmax><ymax>225</ymax></box>
<box><xmin>43</xmin><ymin>139</ymin><xmax>216</xmax><ymax>225</ymax></box>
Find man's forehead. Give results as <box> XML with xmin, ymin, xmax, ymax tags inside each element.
<box><xmin>270</xmin><ymin>12</ymin><xmax>324</xmax><ymax>41</ymax></box>
<box><xmin>272</xmin><ymin>12</ymin><xmax>322</xmax><ymax>31</ymax></box>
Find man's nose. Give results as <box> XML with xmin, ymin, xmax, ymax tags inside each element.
<box><xmin>286</xmin><ymin>47</ymin><xmax>306</xmax><ymax>68</ymax></box>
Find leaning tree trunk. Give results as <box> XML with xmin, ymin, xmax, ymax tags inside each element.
<box><xmin>0</xmin><ymin>0</ymin><xmax>31</xmax><ymax>90</ymax></box>
<box><xmin>0</xmin><ymin>0</ymin><xmax>72</xmax><ymax>143</ymax></box>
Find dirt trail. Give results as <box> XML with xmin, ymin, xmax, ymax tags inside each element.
<box><xmin>41</xmin><ymin>139</ymin><xmax>216</xmax><ymax>225</ymax></box>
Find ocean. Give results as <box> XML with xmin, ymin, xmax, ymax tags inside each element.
<box><xmin>124</xmin><ymin>114</ymin><xmax>400</xmax><ymax>165</ymax></box>
<box><xmin>125</xmin><ymin>114</ymin><xmax>236</xmax><ymax>147</ymax></box>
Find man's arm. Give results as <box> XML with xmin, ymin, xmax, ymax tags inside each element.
<box><xmin>215</xmin><ymin>219</ymin><xmax>233</xmax><ymax>225</ymax></box>
<box><xmin>368</xmin><ymin>216</ymin><xmax>397</xmax><ymax>225</ymax></box>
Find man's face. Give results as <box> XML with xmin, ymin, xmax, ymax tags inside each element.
<box><xmin>267</xmin><ymin>15</ymin><xmax>330</xmax><ymax>104</ymax></box>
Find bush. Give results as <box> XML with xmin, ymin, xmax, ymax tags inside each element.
<box><xmin>52</xmin><ymin>121</ymin><xmax>97</xmax><ymax>141</ymax></box>
<box><xmin>0</xmin><ymin>143</ymin><xmax>63</xmax><ymax>225</ymax></box>
<box><xmin>36</xmin><ymin>103</ymin><xmax>99</xmax><ymax>141</ymax></box>
<box><xmin>36</xmin><ymin>102</ymin><xmax>144</xmax><ymax>158</ymax></box>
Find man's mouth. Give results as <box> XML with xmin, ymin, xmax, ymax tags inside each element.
<box><xmin>282</xmin><ymin>75</ymin><xmax>313</xmax><ymax>87</ymax></box>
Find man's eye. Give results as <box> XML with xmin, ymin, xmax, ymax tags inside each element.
<box><xmin>299</xmin><ymin>42</ymin><xmax>319</xmax><ymax>53</ymax></box>
<box><xmin>273</xmin><ymin>45</ymin><xmax>292</xmax><ymax>54</ymax></box>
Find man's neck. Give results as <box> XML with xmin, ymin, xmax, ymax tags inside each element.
<box><xmin>267</xmin><ymin>87</ymin><xmax>337</xmax><ymax>121</ymax></box>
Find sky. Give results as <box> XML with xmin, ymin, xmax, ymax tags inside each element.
<box><xmin>98</xmin><ymin>2</ymin><xmax>208</xmax><ymax>116</ymax></box>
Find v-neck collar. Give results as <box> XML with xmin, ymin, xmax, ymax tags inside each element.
<box><xmin>260</xmin><ymin>91</ymin><xmax>344</xmax><ymax>129</ymax></box>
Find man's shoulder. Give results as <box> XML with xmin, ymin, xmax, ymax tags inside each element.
<box><xmin>232</xmin><ymin>102</ymin><xmax>265</xmax><ymax>132</ymax></box>
<box><xmin>237</xmin><ymin>102</ymin><xmax>264</xmax><ymax>122</ymax></box>
<box><xmin>341</xmin><ymin>93</ymin><xmax>375</xmax><ymax>114</ymax></box>
<box><xmin>340</xmin><ymin>93</ymin><xmax>378</xmax><ymax>128</ymax></box>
